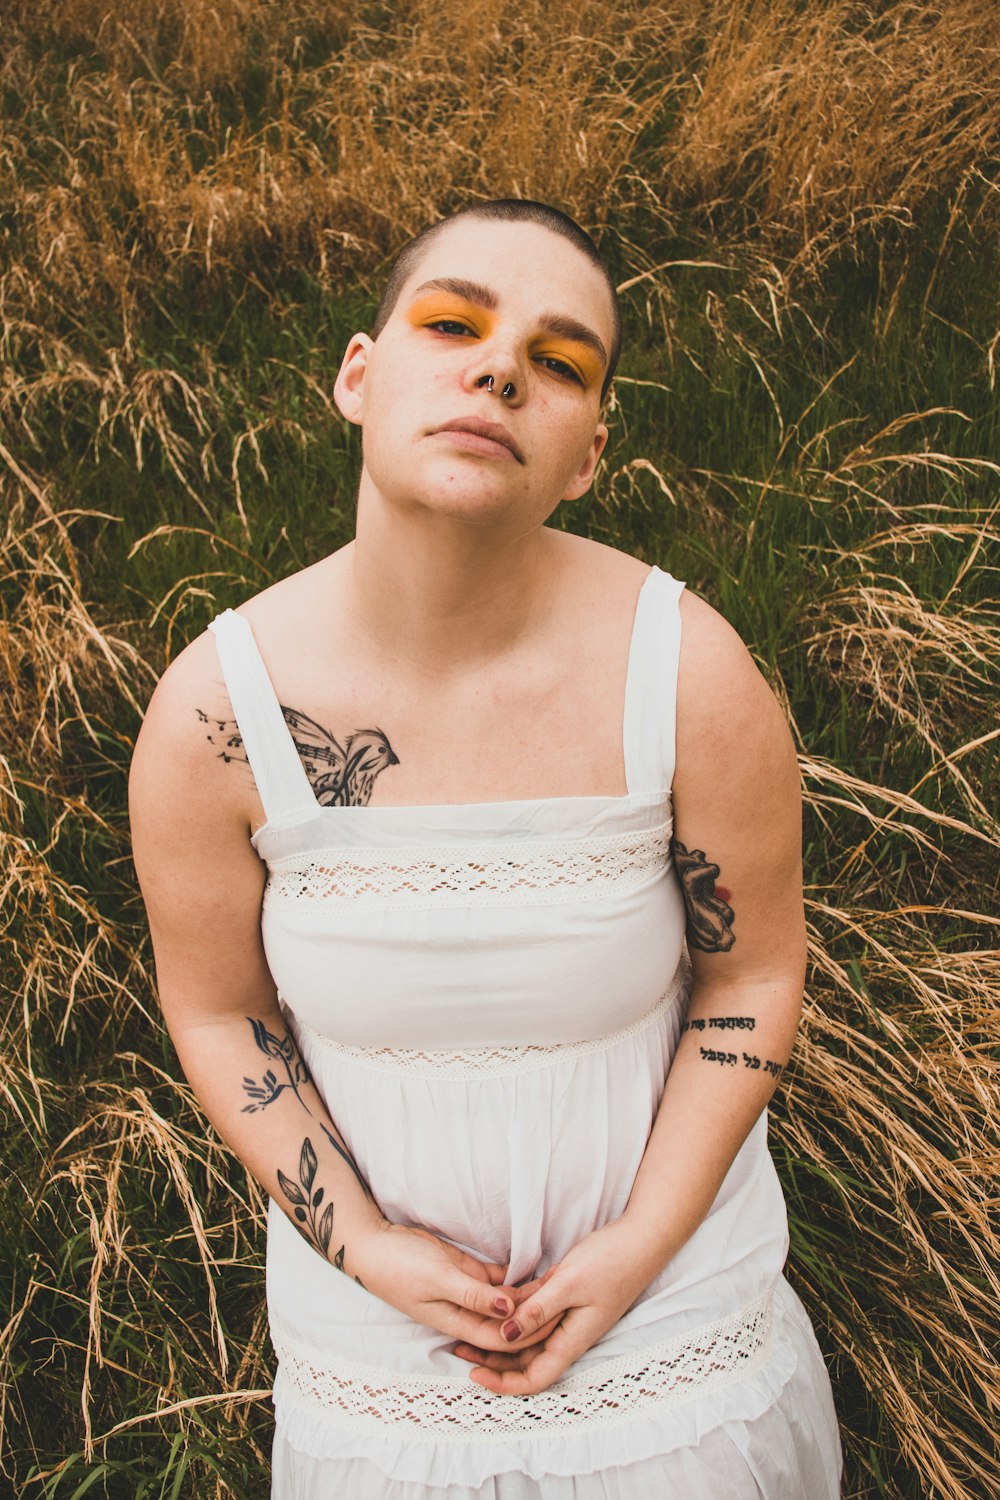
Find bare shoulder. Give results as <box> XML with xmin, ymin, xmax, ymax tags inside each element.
<box><xmin>676</xmin><ymin>590</ymin><xmax>795</xmax><ymax>770</ymax></box>
<box><xmin>129</xmin><ymin>625</ymin><xmax>253</xmax><ymax>841</ymax></box>
<box><xmin>549</xmin><ymin>530</ymin><xmax>655</xmax><ymax>608</ymax></box>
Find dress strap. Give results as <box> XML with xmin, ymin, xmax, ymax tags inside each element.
<box><xmin>207</xmin><ymin>609</ymin><xmax>316</xmax><ymax>825</ymax></box>
<box><xmin>623</xmin><ymin>567</ymin><xmax>686</xmax><ymax>795</ymax></box>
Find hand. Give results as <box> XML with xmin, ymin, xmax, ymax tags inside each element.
<box><xmin>450</xmin><ymin>1217</ymin><xmax>663</xmax><ymax>1395</ymax></box>
<box><xmin>354</xmin><ymin>1220</ymin><xmax>562</xmax><ymax>1355</ymax></box>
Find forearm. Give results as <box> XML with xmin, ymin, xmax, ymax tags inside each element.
<box><xmin>620</xmin><ymin>973</ymin><xmax>802</xmax><ymax>1279</ymax></box>
<box><xmin>169</xmin><ymin>1006</ymin><xmax>385</xmax><ymax>1280</ymax></box>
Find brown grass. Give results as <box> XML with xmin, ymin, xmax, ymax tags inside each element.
<box><xmin>3</xmin><ymin>0</ymin><xmax>998</xmax><ymax>311</ymax></box>
<box><xmin>1</xmin><ymin>3</ymin><xmax>998</xmax><ymax>1496</ymax></box>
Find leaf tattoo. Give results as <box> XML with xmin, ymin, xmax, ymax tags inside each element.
<box><xmin>243</xmin><ymin>1019</ymin><xmax>372</xmax><ymax>1281</ymax></box>
<box><xmin>278</xmin><ymin>1137</ymin><xmax>336</xmax><ymax>1258</ymax></box>
<box><xmin>321</xmin><ymin>1122</ymin><xmax>373</xmax><ymax>1201</ymax></box>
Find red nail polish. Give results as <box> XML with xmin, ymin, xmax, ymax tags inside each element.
<box><xmin>493</xmin><ymin>1297</ymin><xmax>511</xmax><ymax>1316</ymax></box>
<box><xmin>502</xmin><ymin>1319</ymin><xmax>521</xmax><ymax>1342</ymax></box>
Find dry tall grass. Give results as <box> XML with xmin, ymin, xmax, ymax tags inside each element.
<box><xmin>1</xmin><ymin>3</ymin><xmax>998</xmax><ymax>1497</ymax></box>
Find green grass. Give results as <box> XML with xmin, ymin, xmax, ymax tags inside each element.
<box><xmin>2</xmin><ymin>3</ymin><xmax>998</xmax><ymax>1496</ymax></box>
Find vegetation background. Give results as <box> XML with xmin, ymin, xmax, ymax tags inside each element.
<box><xmin>1</xmin><ymin>1</ymin><xmax>997</xmax><ymax>1495</ymax></box>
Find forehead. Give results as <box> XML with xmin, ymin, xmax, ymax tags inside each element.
<box><xmin>396</xmin><ymin>217</ymin><xmax>616</xmax><ymax>347</ymax></box>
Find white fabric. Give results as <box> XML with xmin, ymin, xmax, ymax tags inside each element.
<box><xmin>207</xmin><ymin>567</ymin><xmax>842</xmax><ymax>1498</ymax></box>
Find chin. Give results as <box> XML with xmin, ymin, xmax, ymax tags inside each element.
<box><xmin>386</xmin><ymin>470</ymin><xmax>527</xmax><ymax>525</ymax></box>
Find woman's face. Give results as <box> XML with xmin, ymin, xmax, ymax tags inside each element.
<box><xmin>334</xmin><ymin>217</ymin><xmax>614</xmax><ymax>535</ymax></box>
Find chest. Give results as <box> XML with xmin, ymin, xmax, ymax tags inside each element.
<box><xmin>250</xmin><ymin>628</ymin><xmax>632</xmax><ymax>816</ymax></box>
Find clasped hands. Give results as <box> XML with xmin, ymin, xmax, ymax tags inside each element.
<box><xmin>358</xmin><ymin>1214</ymin><xmax>664</xmax><ymax>1397</ymax></box>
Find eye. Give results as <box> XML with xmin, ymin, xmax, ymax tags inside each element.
<box><xmin>537</xmin><ymin>354</ymin><xmax>583</xmax><ymax>384</ymax></box>
<box><xmin>427</xmin><ymin>318</ymin><xmax>476</xmax><ymax>337</ymax></box>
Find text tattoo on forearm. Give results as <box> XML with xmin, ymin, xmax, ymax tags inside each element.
<box><xmin>696</xmin><ymin>1046</ymin><xmax>785</xmax><ymax>1078</ymax></box>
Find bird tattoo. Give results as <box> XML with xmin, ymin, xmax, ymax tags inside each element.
<box><xmin>199</xmin><ymin>705</ymin><xmax>399</xmax><ymax>805</ymax></box>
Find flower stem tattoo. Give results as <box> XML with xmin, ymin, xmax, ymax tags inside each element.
<box><xmin>242</xmin><ymin>1017</ymin><xmax>311</xmax><ymax>1113</ymax></box>
<box><xmin>242</xmin><ymin>1015</ymin><xmax>369</xmax><ymax>1283</ymax></box>
<box><xmin>278</xmin><ymin>1138</ymin><xmax>336</xmax><ymax>1259</ymax></box>
<box><xmin>672</xmin><ymin>841</ymin><xmax>736</xmax><ymax>952</ymax></box>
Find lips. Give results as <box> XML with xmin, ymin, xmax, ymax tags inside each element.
<box><xmin>428</xmin><ymin>416</ymin><xmax>524</xmax><ymax>463</ymax></box>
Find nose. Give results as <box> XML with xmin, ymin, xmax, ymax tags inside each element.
<box><xmin>466</xmin><ymin>342</ymin><xmax>525</xmax><ymax>406</ymax></box>
<box><xmin>477</xmin><ymin>375</ymin><xmax>517</xmax><ymax>399</ymax></box>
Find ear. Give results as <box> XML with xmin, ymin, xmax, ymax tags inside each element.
<box><xmin>562</xmin><ymin>421</ymin><xmax>609</xmax><ymax>502</ymax></box>
<box><xmin>333</xmin><ymin>333</ymin><xmax>374</xmax><ymax>426</ymax></box>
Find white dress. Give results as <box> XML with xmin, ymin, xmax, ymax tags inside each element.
<box><xmin>208</xmin><ymin>566</ymin><xmax>842</xmax><ymax>1499</ymax></box>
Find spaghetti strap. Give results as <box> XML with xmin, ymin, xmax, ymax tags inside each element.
<box><xmin>207</xmin><ymin>609</ymin><xmax>316</xmax><ymax>826</ymax></box>
<box><xmin>622</xmin><ymin>567</ymin><xmax>686</xmax><ymax>796</ymax></box>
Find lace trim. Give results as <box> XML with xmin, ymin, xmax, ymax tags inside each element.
<box><xmin>293</xmin><ymin>959</ymin><xmax>689</xmax><ymax>1078</ymax></box>
<box><xmin>263</xmin><ymin>823</ymin><xmax>673</xmax><ymax>912</ymax></box>
<box><xmin>273</xmin><ymin>1288</ymin><xmax>775</xmax><ymax>1441</ymax></box>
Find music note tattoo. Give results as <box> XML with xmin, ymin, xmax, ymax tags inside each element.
<box><xmin>198</xmin><ymin>705</ymin><xmax>399</xmax><ymax>806</ymax></box>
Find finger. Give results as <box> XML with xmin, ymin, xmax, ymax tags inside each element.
<box><xmin>508</xmin><ymin>1273</ymin><xmax>548</xmax><ymax>1305</ymax></box>
<box><xmin>497</xmin><ymin>1287</ymin><xmax>569</xmax><ymax>1344</ymax></box>
<box><xmin>511</xmin><ymin>1264</ymin><xmax>558</xmax><ymax>1295</ymax></box>
<box><xmin>451</xmin><ymin>1309</ymin><xmax>563</xmax><ymax>1352</ymax></box>
<box><xmin>442</xmin><ymin>1267</ymin><xmax>518</xmax><ymax>1321</ymax></box>
<box><xmin>454</xmin><ymin>1252</ymin><xmax>512</xmax><ymax>1291</ymax></box>
<box><xmin>450</xmin><ymin>1343</ymin><xmax>533</xmax><ymax>1373</ymax></box>
<box><xmin>469</xmin><ymin>1321</ymin><xmax>582</xmax><ymax>1396</ymax></box>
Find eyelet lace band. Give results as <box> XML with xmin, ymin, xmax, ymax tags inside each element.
<box><xmin>263</xmin><ymin>822</ymin><xmax>674</xmax><ymax>912</ymax></box>
<box><xmin>292</xmin><ymin>958</ymin><xmax>690</xmax><ymax>1078</ymax></box>
<box><xmin>273</xmin><ymin>1288</ymin><xmax>775</xmax><ymax>1441</ymax></box>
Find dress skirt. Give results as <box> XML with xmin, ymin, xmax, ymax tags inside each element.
<box><xmin>271</xmin><ymin>1277</ymin><xmax>842</xmax><ymax>1498</ymax></box>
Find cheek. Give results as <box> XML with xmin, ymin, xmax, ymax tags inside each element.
<box><xmin>536</xmin><ymin>397</ymin><xmax>598</xmax><ymax>465</ymax></box>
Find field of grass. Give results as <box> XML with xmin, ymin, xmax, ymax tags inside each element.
<box><xmin>1</xmin><ymin>2</ymin><xmax>998</xmax><ymax>1496</ymax></box>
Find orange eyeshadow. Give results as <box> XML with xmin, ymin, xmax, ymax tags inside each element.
<box><xmin>405</xmin><ymin>295</ymin><xmax>494</xmax><ymax>334</ymax></box>
<box><xmin>531</xmin><ymin>337</ymin><xmax>603</xmax><ymax>388</ymax></box>
<box><xmin>404</xmin><ymin>297</ymin><xmax>604</xmax><ymax>388</ymax></box>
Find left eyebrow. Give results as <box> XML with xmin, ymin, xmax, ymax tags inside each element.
<box><xmin>410</xmin><ymin>277</ymin><xmax>608</xmax><ymax>370</ymax></box>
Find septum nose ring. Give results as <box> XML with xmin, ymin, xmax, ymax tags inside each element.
<box><xmin>480</xmin><ymin>376</ymin><xmax>515</xmax><ymax>399</ymax></box>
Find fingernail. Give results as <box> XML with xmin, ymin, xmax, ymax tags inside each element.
<box><xmin>502</xmin><ymin>1319</ymin><xmax>521</xmax><ymax>1342</ymax></box>
<box><xmin>492</xmin><ymin>1297</ymin><xmax>511</xmax><ymax>1316</ymax></box>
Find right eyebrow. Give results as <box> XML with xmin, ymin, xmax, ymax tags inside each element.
<box><xmin>409</xmin><ymin>278</ymin><xmax>500</xmax><ymax>309</ymax></box>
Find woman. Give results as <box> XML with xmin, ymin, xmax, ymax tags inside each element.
<box><xmin>129</xmin><ymin>199</ymin><xmax>843</xmax><ymax>1497</ymax></box>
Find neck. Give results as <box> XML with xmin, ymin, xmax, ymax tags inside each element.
<box><xmin>346</xmin><ymin>484</ymin><xmax>561</xmax><ymax>679</ymax></box>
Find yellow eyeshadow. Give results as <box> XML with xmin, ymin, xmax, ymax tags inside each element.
<box><xmin>405</xmin><ymin>295</ymin><xmax>493</xmax><ymax>334</ymax></box>
<box><xmin>403</xmin><ymin>298</ymin><xmax>604</xmax><ymax>386</ymax></box>
<box><xmin>532</xmin><ymin>338</ymin><xmax>603</xmax><ymax>388</ymax></box>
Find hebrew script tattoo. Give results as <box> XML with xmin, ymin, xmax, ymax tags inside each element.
<box><xmin>681</xmin><ymin>1016</ymin><xmax>755</xmax><ymax>1035</ymax></box>
<box><xmin>672</xmin><ymin>841</ymin><xmax>736</xmax><ymax>952</ymax></box>
<box><xmin>697</xmin><ymin>1046</ymin><xmax>785</xmax><ymax>1079</ymax></box>
<box><xmin>243</xmin><ymin>1016</ymin><xmax>370</xmax><ymax>1282</ymax></box>
<box><xmin>198</xmin><ymin>706</ymin><xmax>399</xmax><ymax>806</ymax></box>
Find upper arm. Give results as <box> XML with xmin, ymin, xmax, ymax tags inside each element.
<box><xmin>128</xmin><ymin>635</ymin><xmax>276</xmax><ymax>1034</ymax></box>
<box><xmin>671</xmin><ymin>592</ymin><xmax>804</xmax><ymax>993</ymax></box>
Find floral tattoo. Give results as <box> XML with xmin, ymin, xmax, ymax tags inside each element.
<box><xmin>672</xmin><ymin>841</ymin><xmax>736</xmax><ymax>952</ymax></box>
<box><xmin>242</xmin><ymin>1016</ymin><xmax>369</xmax><ymax>1282</ymax></box>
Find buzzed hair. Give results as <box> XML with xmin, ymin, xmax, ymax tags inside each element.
<box><xmin>370</xmin><ymin>200</ymin><xmax>622</xmax><ymax>399</ymax></box>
